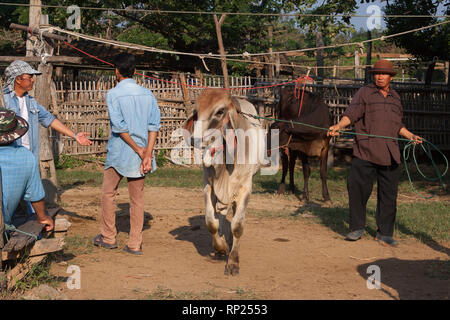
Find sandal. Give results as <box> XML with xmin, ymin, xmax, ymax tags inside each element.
<box><xmin>93</xmin><ymin>234</ymin><xmax>118</xmax><ymax>249</ymax></box>
<box><xmin>123</xmin><ymin>245</ymin><xmax>143</xmax><ymax>255</ymax></box>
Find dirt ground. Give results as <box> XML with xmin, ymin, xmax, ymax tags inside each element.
<box><xmin>47</xmin><ymin>185</ymin><xmax>449</xmax><ymax>300</ymax></box>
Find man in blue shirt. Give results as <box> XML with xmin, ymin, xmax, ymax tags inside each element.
<box><xmin>94</xmin><ymin>53</ymin><xmax>160</xmax><ymax>255</ymax></box>
<box><xmin>3</xmin><ymin>60</ymin><xmax>92</xmax><ymax>160</ymax></box>
<box><xmin>0</xmin><ymin>108</ymin><xmax>54</xmax><ymax>231</ymax></box>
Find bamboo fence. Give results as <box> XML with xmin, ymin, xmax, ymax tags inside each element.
<box><xmin>48</xmin><ymin>74</ymin><xmax>450</xmax><ymax>156</ymax></box>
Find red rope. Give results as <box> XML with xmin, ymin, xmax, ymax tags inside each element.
<box><xmin>62</xmin><ymin>40</ymin><xmax>308</xmax><ymax>91</ymax></box>
<box><xmin>294</xmin><ymin>75</ymin><xmax>313</xmax><ymax>117</ymax></box>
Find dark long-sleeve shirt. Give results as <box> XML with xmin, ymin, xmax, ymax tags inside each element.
<box><xmin>343</xmin><ymin>83</ymin><xmax>405</xmax><ymax>166</ymax></box>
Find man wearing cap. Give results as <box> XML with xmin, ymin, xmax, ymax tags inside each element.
<box><xmin>2</xmin><ymin>60</ymin><xmax>92</xmax><ymax>161</ymax></box>
<box><xmin>328</xmin><ymin>59</ymin><xmax>422</xmax><ymax>246</ymax></box>
<box><xmin>0</xmin><ymin>108</ymin><xmax>53</xmax><ymax>231</ymax></box>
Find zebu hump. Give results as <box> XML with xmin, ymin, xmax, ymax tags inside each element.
<box><xmin>232</xmin><ymin>98</ymin><xmax>261</xmax><ymax>128</ymax></box>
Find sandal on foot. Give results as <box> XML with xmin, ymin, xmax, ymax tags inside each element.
<box><xmin>123</xmin><ymin>245</ymin><xmax>143</xmax><ymax>255</ymax></box>
<box><xmin>93</xmin><ymin>234</ymin><xmax>118</xmax><ymax>249</ymax></box>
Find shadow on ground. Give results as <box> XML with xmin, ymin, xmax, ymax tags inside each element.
<box><xmin>169</xmin><ymin>214</ymin><xmax>231</xmax><ymax>263</ymax></box>
<box><xmin>115</xmin><ymin>203</ymin><xmax>153</xmax><ymax>234</ymax></box>
<box><xmin>357</xmin><ymin>258</ymin><xmax>450</xmax><ymax>299</ymax></box>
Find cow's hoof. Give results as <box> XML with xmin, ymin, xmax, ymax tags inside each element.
<box><xmin>277</xmin><ymin>184</ymin><xmax>286</xmax><ymax>194</ymax></box>
<box><xmin>323</xmin><ymin>200</ymin><xmax>333</xmax><ymax>207</ymax></box>
<box><xmin>224</xmin><ymin>264</ymin><xmax>239</xmax><ymax>276</ymax></box>
<box><xmin>213</xmin><ymin>236</ymin><xmax>229</xmax><ymax>255</ymax></box>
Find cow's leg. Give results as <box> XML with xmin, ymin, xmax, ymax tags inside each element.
<box><xmin>300</xmin><ymin>152</ymin><xmax>311</xmax><ymax>202</ymax></box>
<box><xmin>320</xmin><ymin>143</ymin><xmax>332</xmax><ymax>206</ymax></box>
<box><xmin>225</xmin><ymin>185</ymin><xmax>251</xmax><ymax>276</ymax></box>
<box><xmin>278</xmin><ymin>150</ymin><xmax>289</xmax><ymax>194</ymax></box>
<box><xmin>204</xmin><ymin>183</ymin><xmax>229</xmax><ymax>255</ymax></box>
<box><xmin>288</xmin><ymin>149</ymin><xmax>297</xmax><ymax>194</ymax></box>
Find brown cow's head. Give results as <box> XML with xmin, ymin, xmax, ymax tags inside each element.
<box><xmin>182</xmin><ymin>89</ymin><xmax>243</xmax><ymax>166</ymax></box>
<box><xmin>183</xmin><ymin>89</ymin><xmax>241</xmax><ymax>144</ymax></box>
<box><xmin>197</xmin><ymin>88</ymin><xmax>241</xmax><ymax>131</ymax></box>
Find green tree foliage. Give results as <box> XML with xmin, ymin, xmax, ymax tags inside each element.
<box><xmin>384</xmin><ymin>0</ymin><xmax>449</xmax><ymax>61</ymax></box>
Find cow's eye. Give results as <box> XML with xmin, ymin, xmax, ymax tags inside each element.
<box><xmin>216</xmin><ymin>108</ymin><xmax>225</xmax><ymax>117</ymax></box>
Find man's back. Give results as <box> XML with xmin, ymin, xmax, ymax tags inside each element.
<box><xmin>105</xmin><ymin>79</ymin><xmax>161</xmax><ymax>178</ymax></box>
<box><xmin>0</xmin><ymin>144</ymin><xmax>45</xmax><ymax>224</ymax></box>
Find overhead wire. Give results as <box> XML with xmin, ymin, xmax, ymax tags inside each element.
<box><xmin>0</xmin><ymin>2</ymin><xmax>449</xmax><ymax>18</ymax></box>
<box><xmin>51</xmin><ymin>19</ymin><xmax>450</xmax><ymax>67</ymax></box>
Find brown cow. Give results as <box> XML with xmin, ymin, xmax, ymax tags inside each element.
<box><xmin>270</xmin><ymin>86</ymin><xmax>332</xmax><ymax>205</ymax></box>
<box><xmin>183</xmin><ymin>89</ymin><xmax>263</xmax><ymax>276</ymax></box>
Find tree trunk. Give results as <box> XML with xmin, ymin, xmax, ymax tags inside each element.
<box><xmin>316</xmin><ymin>31</ymin><xmax>324</xmax><ymax>82</ymax></box>
<box><xmin>214</xmin><ymin>14</ymin><xmax>229</xmax><ymax>90</ymax></box>
<box><xmin>424</xmin><ymin>61</ymin><xmax>436</xmax><ymax>85</ymax></box>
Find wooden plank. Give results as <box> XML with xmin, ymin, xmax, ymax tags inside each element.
<box><xmin>2</xmin><ymin>207</ymin><xmax>60</xmax><ymax>253</ymax></box>
<box><xmin>0</xmin><ymin>56</ymin><xmax>83</xmax><ymax>64</ymax></box>
<box><xmin>2</xmin><ymin>238</ymin><xmax>65</xmax><ymax>261</ymax></box>
<box><xmin>6</xmin><ymin>255</ymin><xmax>46</xmax><ymax>290</ymax></box>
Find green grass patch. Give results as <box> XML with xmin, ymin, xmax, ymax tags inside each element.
<box><xmin>13</xmin><ymin>257</ymin><xmax>58</xmax><ymax>293</ymax></box>
<box><xmin>395</xmin><ymin>202</ymin><xmax>450</xmax><ymax>242</ymax></box>
<box><xmin>63</xmin><ymin>235</ymin><xmax>95</xmax><ymax>256</ymax></box>
<box><xmin>145</xmin><ymin>285</ymin><xmax>218</xmax><ymax>300</ymax></box>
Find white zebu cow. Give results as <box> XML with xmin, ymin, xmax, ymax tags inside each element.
<box><xmin>184</xmin><ymin>89</ymin><xmax>262</xmax><ymax>276</ymax></box>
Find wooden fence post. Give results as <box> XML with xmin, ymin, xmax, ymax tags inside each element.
<box><xmin>179</xmin><ymin>73</ymin><xmax>192</xmax><ymax>114</ymax></box>
<box><xmin>36</xmin><ymin>62</ymin><xmax>59</xmax><ymax>207</ymax></box>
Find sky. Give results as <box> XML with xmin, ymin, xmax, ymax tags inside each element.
<box><xmin>352</xmin><ymin>1</ymin><xmax>387</xmax><ymax>31</ymax></box>
<box><xmin>351</xmin><ymin>0</ymin><xmax>447</xmax><ymax>31</ymax></box>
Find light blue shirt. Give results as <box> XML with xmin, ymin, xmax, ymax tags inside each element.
<box><xmin>104</xmin><ymin>78</ymin><xmax>161</xmax><ymax>178</ymax></box>
<box><xmin>0</xmin><ymin>144</ymin><xmax>45</xmax><ymax>225</ymax></box>
<box><xmin>3</xmin><ymin>87</ymin><xmax>56</xmax><ymax>160</ymax></box>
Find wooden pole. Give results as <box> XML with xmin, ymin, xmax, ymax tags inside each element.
<box><xmin>11</xmin><ymin>23</ymin><xmax>68</xmax><ymax>42</ymax></box>
<box><xmin>26</xmin><ymin>0</ymin><xmax>41</xmax><ymax>57</ymax></box>
<box><xmin>275</xmin><ymin>53</ymin><xmax>280</xmax><ymax>78</ymax></box>
<box><xmin>354</xmin><ymin>50</ymin><xmax>360</xmax><ymax>79</ymax></box>
<box><xmin>26</xmin><ymin>5</ymin><xmax>59</xmax><ymax>204</ymax></box>
<box><xmin>268</xmin><ymin>25</ymin><xmax>274</xmax><ymax>79</ymax></box>
<box><xmin>365</xmin><ymin>30</ymin><xmax>372</xmax><ymax>84</ymax></box>
<box><xmin>213</xmin><ymin>14</ymin><xmax>229</xmax><ymax>90</ymax></box>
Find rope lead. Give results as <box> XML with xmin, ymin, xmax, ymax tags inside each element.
<box><xmin>239</xmin><ymin>111</ymin><xmax>448</xmax><ymax>199</ymax></box>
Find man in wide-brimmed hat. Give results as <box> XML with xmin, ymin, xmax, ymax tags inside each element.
<box><xmin>0</xmin><ymin>108</ymin><xmax>53</xmax><ymax>231</ymax></box>
<box><xmin>328</xmin><ymin>59</ymin><xmax>422</xmax><ymax>247</ymax></box>
<box><xmin>2</xmin><ymin>60</ymin><xmax>92</xmax><ymax>161</ymax></box>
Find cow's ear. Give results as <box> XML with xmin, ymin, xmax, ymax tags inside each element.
<box><xmin>227</xmin><ymin>98</ymin><xmax>241</xmax><ymax>130</ymax></box>
<box><xmin>182</xmin><ymin>110</ymin><xmax>198</xmax><ymax>146</ymax></box>
<box><xmin>183</xmin><ymin>110</ymin><xmax>198</xmax><ymax>134</ymax></box>
<box><xmin>231</xmin><ymin>97</ymin><xmax>241</xmax><ymax>113</ymax></box>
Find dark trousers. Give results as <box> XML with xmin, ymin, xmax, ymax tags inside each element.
<box><xmin>347</xmin><ymin>157</ymin><xmax>400</xmax><ymax>237</ymax></box>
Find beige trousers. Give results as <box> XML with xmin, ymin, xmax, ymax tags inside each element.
<box><xmin>100</xmin><ymin>167</ymin><xmax>145</xmax><ymax>250</ymax></box>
